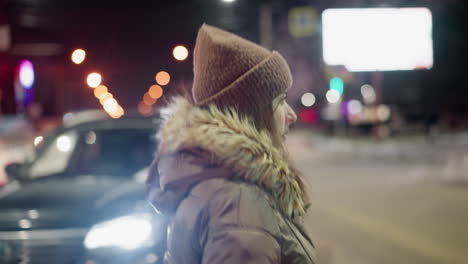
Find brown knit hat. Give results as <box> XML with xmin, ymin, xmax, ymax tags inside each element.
<box><xmin>192</xmin><ymin>24</ymin><xmax>292</xmax><ymax>113</ymax></box>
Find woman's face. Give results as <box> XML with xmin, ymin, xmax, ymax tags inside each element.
<box><xmin>273</xmin><ymin>92</ymin><xmax>297</xmax><ymax>140</ymax></box>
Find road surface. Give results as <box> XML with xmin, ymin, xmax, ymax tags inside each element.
<box><xmin>288</xmin><ymin>130</ymin><xmax>468</xmax><ymax>264</ymax></box>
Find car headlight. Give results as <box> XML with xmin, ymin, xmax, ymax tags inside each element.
<box><xmin>84</xmin><ymin>213</ymin><xmax>154</xmax><ymax>250</ymax></box>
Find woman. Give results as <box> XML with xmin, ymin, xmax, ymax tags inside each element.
<box><xmin>147</xmin><ymin>24</ymin><xmax>317</xmax><ymax>264</ymax></box>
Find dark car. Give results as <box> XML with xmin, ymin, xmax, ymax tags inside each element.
<box><xmin>0</xmin><ymin>110</ymin><xmax>166</xmax><ymax>264</ymax></box>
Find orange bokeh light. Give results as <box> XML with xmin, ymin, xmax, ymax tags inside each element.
<box><xmin>109</xmin><ymin>113</ymin><xmax>120</xmax><ymax>119</ymax></box>
<box><xmin>103</xmin><ymin>98</ymin><xmax>118</xmax><ymax>113</ymax></box>
<box><xmin>115</xmin><ymin>106</ymin><xmax>124</xmax><ymax>116</ymax></box>
<box><xmin>99</xmin><ymin>92</ymin><xmax>113</xmax><ymax>104</ymax></box>
<box><xmin>143</xmin><ymin>92</ymin><xmax>157</xmax><ymax>105</ymax></box>
<box><xmin>155</xmin><ymin>71</ymin><xmax>170</xmax><ymax>86</ymax></box>
<box><xmin>93</xmin><ymin>85</ymin><xmax>108</xmax><ymax>99</ymax></box>
<box><xmin>109</xmin><ymin>106</ymin><xmax>124</xmax><ymax>119</ymax></box>
<box><xmin>138</xmin><ymin>101</ymin><xmax>153</xmax><ymax>116</ymax></box>
<box><xmin>148</xmin><ymin>85</ymin><xmax>163</xmax><ymax>99</ymax></box>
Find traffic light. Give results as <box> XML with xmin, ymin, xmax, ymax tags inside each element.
<box><xmin>329</xmin><ymin>77</ymin><xmax>344</xmax><ymax>95</ymax></box>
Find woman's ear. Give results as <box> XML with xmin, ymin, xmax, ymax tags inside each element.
<box><xmin>272</xmin><ymin>94</ymin><xmax>284</xmax><ymax>111</ymax></box>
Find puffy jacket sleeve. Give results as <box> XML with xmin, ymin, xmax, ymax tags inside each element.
<box><xmin>199</xmin><ymin>181</ymin><xmax>282</xmax><ymax>264</ymax></box>
<box><xmin>202</xmin><ymin>226</ymin><xmax>280</xmax><ymax>263</ymax></box>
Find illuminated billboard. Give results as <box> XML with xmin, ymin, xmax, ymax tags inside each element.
<box><xmin>322</xmin><ymin>8</ymin><xmax>433</xmax><ymax>72</ymax></box>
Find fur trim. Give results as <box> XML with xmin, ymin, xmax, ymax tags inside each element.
<box><xmin>157</xmin><ymin>97</ymin><xmax>309</xmax><ymax>223</ymax></box>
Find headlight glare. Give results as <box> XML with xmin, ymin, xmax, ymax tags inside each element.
<box><xmin>84</xmin><ymin>214</ymin><xmax>153</xmax><ymax>250</ymax></box>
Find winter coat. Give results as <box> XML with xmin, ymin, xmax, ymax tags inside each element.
<box><xmin>147</xmin><ymin>97</ymin><xmax>318</xmax><ymax>264</ymax></box>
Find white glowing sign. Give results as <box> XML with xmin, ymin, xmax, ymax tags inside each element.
<box><xmin>322</xmin><ymin>8</ymin><xmax>433</xmax><ymax>71</ymax></box>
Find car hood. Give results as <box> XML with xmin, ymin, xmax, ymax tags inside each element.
<box><xmin>0</xmin><ymin>175</ymin><xmax>145</xmax><ymax>231</ymax></box>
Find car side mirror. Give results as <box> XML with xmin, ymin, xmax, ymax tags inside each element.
<box><xmin>5</xmin><ymin>162</ymin><xmax>26</xmax><ymax>181</ymax></box>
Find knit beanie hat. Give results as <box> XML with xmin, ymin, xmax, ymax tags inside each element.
<box><xmin>192</xmin><ymin>24</ymin><xmax>292</xmax><ymax>114</ymax></box>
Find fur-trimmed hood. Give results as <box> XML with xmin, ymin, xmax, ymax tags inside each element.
<box><xmin>147</xmin><ymin>97</ymin><xmax>309</xmax><ymax>223</ymax></box>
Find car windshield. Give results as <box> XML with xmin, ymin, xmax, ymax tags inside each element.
<box><xmin>29</xmin><ymin>128</ymin><xmax>156</xmax><ymax>179</ymax></box>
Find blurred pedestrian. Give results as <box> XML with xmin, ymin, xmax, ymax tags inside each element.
<box><xmin>147</xmin><ymin>24</ymin><xmax>317</xmax><ymax>263</ymax></box>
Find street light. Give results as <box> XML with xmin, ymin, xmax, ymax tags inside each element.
<box><xmin>86</xmin><ymin>72</ymin><xmax>102</xmax><ymax>88</ymax></box>
<box><xmin>71</xmin><ymin>49</ymin><xmax>86</xmax><ymax>64</ymax></box>
<box><xmin>221</xmin><ymin>0</ymin><xmax>236</xmax><ymax>3</ymax></box>
<box><xmin>173</xmin><ymin>45</ymin><xmax>189</xmax><ymax>61</ymax></box>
